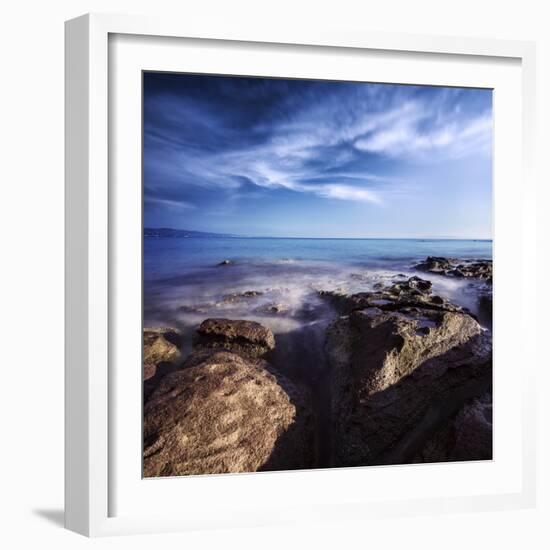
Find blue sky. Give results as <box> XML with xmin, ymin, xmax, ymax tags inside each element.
<box><xmin>144</xmin><ymin>73</ymin><xmax>492</xmax><ymax>239</ymax></box>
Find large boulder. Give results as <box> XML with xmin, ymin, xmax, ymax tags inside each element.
<box><xmin>143</xmin><ymin>327</ymin><xmax>182</xmax><ymax>400</ymax></box>
<box><xmin>193</xmin><ymin>318</ymin><xmax>275</xmax><ymax>358</ymax></box>
<box><xmin>143</xmin><ymin>349</ymin><xmax>315</xmax><ymax>477</ymax></box>
<box><xmin>325</xmin><ymin>304</ymin><xmax>492</xmax><ymax>466</ymax></box>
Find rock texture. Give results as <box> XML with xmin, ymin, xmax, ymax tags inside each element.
<box><xmin>415</xmin><ymin>256</ymin><xmax>492</xmax><ymax>281</ymax></box>
<box><xmin>324</xmin><ymin>279</ymin><xmax>492</xmax><ymax>466</ymax></box>
<box><xmin>143</xmin><ymin>349</ymin><xmax>315</xmax><ymax>477</ymax></box>
<box><xmin>143</xmin><ymin>327</ymin><xmax>182</xmax><ymax>400</ymax></box>
<box><xmin>413</xmin><ymin>392</ymin><xmax>493</xmax><ymax>462</ymax></box>
<box><xmin>319</xmin><ymin>275</ymin><xmax>462</xmax><ymax>315</ymax></box>
<box><xmin>193</xmin><ymin>318</ymin><xmax>276</xmax><ymax>358</ymax></box>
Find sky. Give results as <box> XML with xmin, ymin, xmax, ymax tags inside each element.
<box><xmin>143</xmin><ymin>73</ymin><xmax>493</xmax><ymax>239</ymax></box>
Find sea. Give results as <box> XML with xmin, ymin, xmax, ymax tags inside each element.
<box><xmin>145</xmin><ymin>236</ymin><xmax>491</xmax><ymax>348</ymax></box>
<box><xmin>144</xmin><ymin>236</ymin><xmax>492</xmax><ymax>464</ymax></box>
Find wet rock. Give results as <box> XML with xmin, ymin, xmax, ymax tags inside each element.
<box><xmin>415</xmin><ymin>256</ymin><xmax>492</xmax><ymax>281</ymax></box>
<box><xmin>254</xmin><ymin>302</ymin><xmax>290</xmax><ymax>315</ymax></box>
<box><xmin>219</xmin><ymin>290</ymin><xmax>264</xmax><ymax>305</ymax></box>
<box><xmin>143</xmin><ymin>350</ymin><xmax>315</xmax><ymax>477</ymax></box>
<box><xmin>325</xmin><ymin>306</ymin><xmax>492</xmax><ymax>466</ymax></box>
<box><xmin>179</xmin><ymin>303</ymin><xmax>213</xmax><ymax>314</ymax></box>
<box><xmin>318</xmin><ymin>276</ymin><xmax>461</xmax><ymax>315</ymax></box>
<box><xmin>193</xmin><ymin>318</ymin><xmax>275</xmax><ymax>358</ymax></box>
<box><xmin>143</xmin><ymin>327</ymin><xmax>183</xmax><ymax>399</ymax></box>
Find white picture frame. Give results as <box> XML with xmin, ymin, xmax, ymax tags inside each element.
<box><xmin>65</xmin><ymin>12</ymin><xmax>537</xmax><ymax>537</ymax></box>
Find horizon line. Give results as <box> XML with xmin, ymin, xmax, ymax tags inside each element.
<box><xmin>144</xmin><ymin>227</ymin><xmax>493</xmax><ymax>241</ymax></box>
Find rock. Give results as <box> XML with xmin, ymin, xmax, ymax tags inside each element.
<box><xmin>415</xmin><ymin>256</ymin><xmax>492</xmax><ymax>281</ymax></box>
<box><xmin>254</xmin><ymin>302</ymin><xmax>290</xmax><ymax>315</ymax></box>
<box><xmin>193</xmin><ymin>318</ymin><xmax>276</xmax><ymax>358</ymax></box>
<box><xmin>452</xmin><ymin>392</ymin><xmax>493</xmax><ymax>460</ymax></box>
<box><xmin>143</xmin><ymin>327</ymin><xmax>183</xmax><ymax>400</ymax></box>
<box><xmin>408</xmin><ymin>275</ymin><xmax>433</xmax><ymax>292</ymax></box>
<box><xmin>318</xmin><ymin>288</ymin><xmax>354</xmax><ymax>312</ymax></box>
<box><xmin>143</xmin><ymin>350</ymin><xmax>315</xmax><ymax>477</ymax></box>
<box><xmin>413</xmin><ymin>392</ymin><xmax>492</xmax><ymax>462</ymax></box>
<box><xmin>217</xmin><ymin>259</ymin><xmax>233</xmax><ymax>266</ymax></box>
<box><xmin>219</xmin><ymin>290</ymin><xmax>264</xmax><ymax>305</ymax></box>
<box><xmin>325</xmin><ymin>306</ymin><xmax>492</xmax><ymax>466</ymax></box>
<box><xmin>318</xmin><ymin>276</ymin><xmax>461</xmax><ymax>316</ymax></box>
<box><xmin>179</xmin><ymin>303</ymin><xmax>213</xmax><ymax>314</ymax></box>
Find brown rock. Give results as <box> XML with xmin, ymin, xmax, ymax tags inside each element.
<box><xmin>193</xmin><ymin>318</ymin><xmax>275</xmax><ymax>358</ymax></box>
<box><xmin>143</xmin><ymin>350</ymin><xmax>315</xmax><ymax>477</ymax></box>
<box><xmin>325</xmin><ymin>307</ymin><xmax>492</xmax><ymax>466</ymax></box>
<box><xmin>143</xmin><ymin>327</ymin><xmax>183</xmax><ymax>400</ymax></box>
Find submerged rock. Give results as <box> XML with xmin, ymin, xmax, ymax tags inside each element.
<box><xmin>193</xmin><ymin>318</ymin><xmax>276</xmax><ymax>358</ymax></box>
<box><xmin>179</xmin><ymin>303</ymin><xmax>213</xmax><ymax>314</ymax></box>
<box><xmin>218</xmin><ymin>290</ymin><xmax>264</xmax><ymax>305</ymax></box>
<box><xmin>143</xmin><ymin>350</ymin><xmax>315</xmax><ymax>477</ymax></box>
<box><xmin>254</xmin><ymin>302</ymin><xmax>290</xmax><ymax>315</ymax></box>
<box><xmin>143</xmin><ymin>327</ymin><xmax>183</xmax><ymax>400</ymax></box>
<box><xmin>325</xmin><ymin>304</ymin><xmax>492</xmax><ymax>466</ymax></box>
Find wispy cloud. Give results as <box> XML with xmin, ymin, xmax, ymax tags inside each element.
<box><xmin>143</xmin><ymin>75</ymin><xmax>492</xmax><ymax>221</ymax></box>
<box><xmin>145</xmin><ymin>196</ymin><xmax>196</xmax><ymax>210</ymax></box>
<box><xmin>355</xmin><ymin>105</ymin><xmax>492</xmax><ymax>160</ymax></box>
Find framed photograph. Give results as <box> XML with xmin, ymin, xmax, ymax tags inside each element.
<box><xmin>65</xmin><ymin>13</ymin><xmax>537</xmax><ymax>536</ymax></box>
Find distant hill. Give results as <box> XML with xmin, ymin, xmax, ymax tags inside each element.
<box><xmin>144</xmin><ymin>227</ymin><xmax>238</xmax><ymax>238</ymax></box>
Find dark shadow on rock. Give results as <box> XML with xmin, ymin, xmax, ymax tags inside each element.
<box><xmin>378</xmin><ymin>373</ymin><xmax>493</xmax><ymax>465</ymax></box>
<box><xmin>144</xmin><ymin>360</ymin><xmax>183</xmax><ymax>402</ymax></box>
<box><xmin>258</xmin><ymin>362</ymin><xmax>317</xmax><ymax>472</ymax></box>
<box><xmin>332</xmin><ymin>332</ymin><xmax>493</xmax><ymax>467</ymax></box>
<box><xmin>33</xmin><ymin>508</ymin><xmax>64</xmax><ymax>528</ymax></box>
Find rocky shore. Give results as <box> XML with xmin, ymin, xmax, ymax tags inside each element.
<box><xmin>415</xmin><ymin>256</ymin><xmax>492</xmax><ymax>281</ymax></box>
<box><xmin>143</xmin><ymin>256</ymin><xmax>493</xmax><ymax>476</ymax></box>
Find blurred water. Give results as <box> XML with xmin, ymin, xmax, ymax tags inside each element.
<box><xmin>144</xmin><ymin>236</ymin><xmax>492</xmax><ymax>332</ymax></box>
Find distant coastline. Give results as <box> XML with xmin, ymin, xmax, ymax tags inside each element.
<box><xmin>144</xmin><ymin>227</ymin><xmax>492</xmax><ymax>242</ymax></box>
<box><xmin>143</xmin><ymin>227</ymin><xmax>239</xmax><ymax>239</ymax></box>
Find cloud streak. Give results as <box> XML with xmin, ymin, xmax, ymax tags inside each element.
<box><xmin>143</xmin><ymin>74</ymin><xmax>493</xmax><ymax>235</ymax></box>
